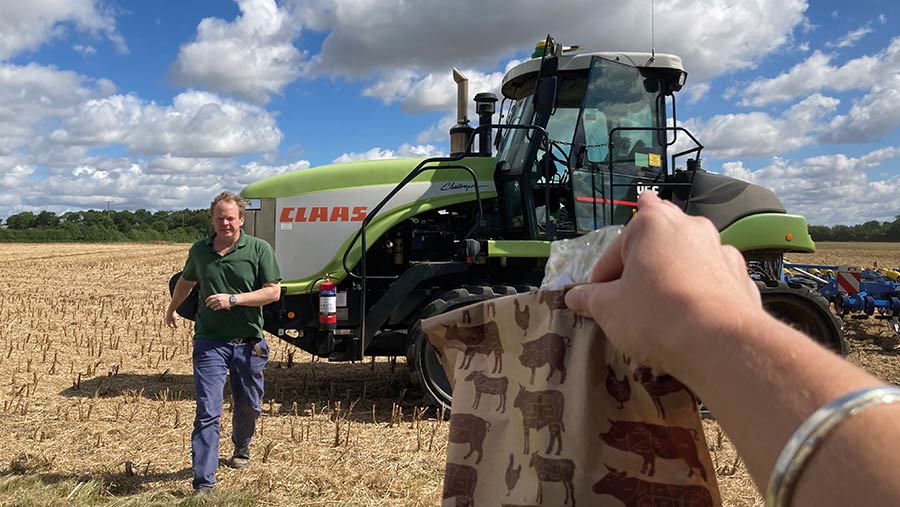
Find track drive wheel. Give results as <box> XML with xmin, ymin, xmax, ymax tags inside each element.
<box><xmin>407</xmin><ymin>285</ymin><xmax>532</xmax><ymax>411</ymax></box>
<box><xmin>757</xmin><ymin>281</ymin><xmax>847</xmax><ymax>355</ymax></box>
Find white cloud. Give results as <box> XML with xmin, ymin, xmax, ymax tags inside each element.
<box><xmin>685</xmin><ymin>83</ymin><xmax>711</xmax><ymax>104</ymax></box>
<box><xmin>825</xmin><ymin>25</ymin><xmax>873</xmax><ymax>48</ymax></box>
<box><xmin>858</xmin><ymin>146</ymin><xmax>900</xmax><ymax>166</ymax></box>
<box><xmin>416</xmin><ymin>115</ymin><xmax>457</xmax><ymax>144</ymax></box>
<box><xmin>722</xmin><ymin>158</ymin><xmax>899</xmax><ymax>226</ymax></box>
<box><xmin>72</xmin><ymin>44</ymin><xmax>96</xmax><ymax>56</ymax></box>
<box><xmin>297</xmin><ymin>0</ymin><xmax>807</xmax><ymax>84</ymax></box>
<box><xmin>741</xmin><ymin>37</ymin><xmax>900</xmax><ymax>106</ymax></box>
<box><xmin>48</xmin><ymin>90</ymin><xmax>283</xmax><ymax>157</ymax></box>
<box><xmin>360</xmin><ymin>70</ymin><xmax>419</xmax><ymax>107</ymax></box>
<box><xmin>720</xmin><ymin>149</ymin><xmax>900</xmax><ymax>225</ymax></box>
<box><xmin>0</xmin><ymin>60</ymin><xmax>293</xmax><ymax>219</ymax></box>
<box><xmin>170</xmin><ymin>0</ymin><xmax>304</xmax><ymax>103</ymax></box>
<box><xmin>0</xmin><ymin>155</ymin><xmax>308</xmax><ymax>217</ymax></box>
<box><xmin>363</xmin><ymin>67</ymin><xmax>509</xmax><ymax>114</ymax></box>
<box><xmin>0</xmin><ymin>62</ymin><xmax>115</xmax><ymax>154</ymax></box>
<box><xmin>0</xmin><ymin>164</ymin><xmax>35</xmax><ymax>188</ymax></box>
<box><xmin>237</xmin><ymin>159</ymin><xmax>311</xmax><ymax>187</ymax></box>
<box><xmin>332</xmin><ymin>144</ymin><xmax>444</xmax><ymax>164</ymax></box>
<box><xmin>822</xmin><ymin>73</ymin><xmax>900</xmax><ymax>143</ymax></box>
<box><xmin>0</xmin><ymin>0</ymin><xmax>125</xmax><ymax>60</ymax></box>
<box><xmin>686</xmin><ymin>94</ymin><xmax>839</xmax><ymax>158</ymax></box>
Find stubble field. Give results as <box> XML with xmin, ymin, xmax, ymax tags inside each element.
<box><xmin>0</xmin><ymin>242</ymin><xmax>897</xmax><ymax>506</ymax></box>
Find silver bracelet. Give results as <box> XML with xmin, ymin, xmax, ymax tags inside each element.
<box><xmin>765</xmin><ymin>385</ymin><xmax>900</xmax><ymax>507</ymax></box>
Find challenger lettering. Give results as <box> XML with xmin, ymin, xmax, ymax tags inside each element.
<box><xmin>440</xmin><ymin>182</ymin><xmax>486</xmax><ymax>192</ymax></box>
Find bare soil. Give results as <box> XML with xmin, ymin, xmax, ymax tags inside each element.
<box><xmin>0</xmin><ymin>242</ymin><xmax>895</xmax><ymax>506</ymax></box>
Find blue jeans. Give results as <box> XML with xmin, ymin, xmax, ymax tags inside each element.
<box><xmin>191</xmin><ymin>336</ymin><xmax>268</xmax><ymax>490</ymax></box>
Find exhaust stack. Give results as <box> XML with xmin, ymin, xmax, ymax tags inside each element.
<box><xmin>449</xmin><ymin>68</ymin><xmax>473</xmax><ymax>156</ymax></box>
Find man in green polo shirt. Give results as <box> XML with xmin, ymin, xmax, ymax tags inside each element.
<box><xmin>165</xmin><ymin>191</ymin><xmax>281</xmax><ymax>495</ymax></box>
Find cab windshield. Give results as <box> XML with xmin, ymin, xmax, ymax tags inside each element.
<box><xmin>496</xmin><ymin>56</ymin><xmax>667</xmax><ymax>235</ymax></box>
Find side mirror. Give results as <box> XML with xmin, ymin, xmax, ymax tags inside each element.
<box><xmin>539</xmin><ymin>52</ymin><xmax>559</xmax><ymax>77</ymax></box>
<box><xmin>534</xmin><ymin>76</ymin><xmax>558</xmax><ymax>113</ymax></box>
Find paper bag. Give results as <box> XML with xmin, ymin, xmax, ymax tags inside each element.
<box><xmin>422</xmin><ymin>287</ymin><xmax>721</xmax><ymax>507</ymax></box>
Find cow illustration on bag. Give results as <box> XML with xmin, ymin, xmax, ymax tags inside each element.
<box><xmin>465</xmin><ymin>371</ymin><xmax>508</xmax><ymax>412</ymax></box>
<box><xmin>519</xmin><ymin>332</ymin><xmax>571</xmax><ymax>384</ymax></box>
<box><xmin>530</xmin><ymin>453</ymin><xmax>576</xmax><ymax>506</ymax></box>
<box><xmin>514</xmin><ymin>386</ymin><xmax>565</xmax><ymax>455</ymax></box>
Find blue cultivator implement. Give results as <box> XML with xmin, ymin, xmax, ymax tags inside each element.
<box><xmin>784</xmin><ymin>264</ymin><xmax>900</xmax><ymax>336</ymax></box>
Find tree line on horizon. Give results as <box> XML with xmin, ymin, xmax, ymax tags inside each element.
<box><xmin>0</xmin><ymin>209</ymin><xmax>211</xmax><ymax>243</ymax></box>
<box><xmin>807</xmin><ymin>216</ymin><xmax>900</xmax><ymax>242</ymax></box>
<box><xmin>0</xmin><ymin>209</ymin><xmax>899</xmax><ymax>243</ymax></box>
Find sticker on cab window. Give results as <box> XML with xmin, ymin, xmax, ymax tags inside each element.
<box><xmin>633</xmin><ymin>152</ymin><xmax>649</xmax><ymax>167</ymax></box>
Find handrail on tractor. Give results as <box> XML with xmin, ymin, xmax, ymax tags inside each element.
<box><xmin>604</xmin><ymin>125</ymin><xmax>704</xmax><ymax>219</ymax></box>
<box><xmin>342</xmin><ymin>123</ymin><xmax>550</xmax><ymax>353</ymax></box>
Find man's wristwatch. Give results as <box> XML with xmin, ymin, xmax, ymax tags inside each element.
<box><xmin>229</xmin><ymin>294</ymin><xmax>237</xmax><ymax>307</ymax></box>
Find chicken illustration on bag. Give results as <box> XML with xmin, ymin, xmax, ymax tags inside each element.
<box><xmin>605</xmin><ymin>365</ymin><xmax>631</xmax><ymax>409</ymax></box>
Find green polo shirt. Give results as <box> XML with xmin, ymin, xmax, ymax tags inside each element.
<box><xmin>182</xmin><ymin>231</ymin><xmax>281</xmax><ymax>341</ymax></box>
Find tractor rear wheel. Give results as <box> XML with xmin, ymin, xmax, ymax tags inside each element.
<box><xmin>407</xmin><ymin>285</ymin><xmax>532</xmax><ymax>411</ymax></box>
<box><xmin>757</xmin><ymin>281</ymin><xmax>847</xmax><ymax>355</ymax></box>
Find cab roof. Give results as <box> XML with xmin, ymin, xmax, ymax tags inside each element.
<box><xmin>501</xmin><ymin>51</ymin><xmax>685</xmax><ymax>100</ymax></box>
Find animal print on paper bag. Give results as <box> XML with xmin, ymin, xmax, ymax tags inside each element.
<box><xmin>422</xmin><ymin>288</ymin><xmax>721</xmax><ymax>507</ymax></box>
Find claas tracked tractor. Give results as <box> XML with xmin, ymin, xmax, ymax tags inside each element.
<box><xmin>172</xmin><ymin>37</ymin><xmax>844</xmax><ymax>409</ymax></box>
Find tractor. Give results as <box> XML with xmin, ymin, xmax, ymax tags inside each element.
<box><xmin>172</xmin><ymin>37</ymin><xmax>844</xmax><ymax>410</ymax></box>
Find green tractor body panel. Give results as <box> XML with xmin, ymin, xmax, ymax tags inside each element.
<box><xmin>487</xmin><ymin>240</ymin><xmax>551</xmax><ymax>258</ymax></box>
<box><xmin>719</xmin><ymin>213</ymin><xmax>816</xmax><ymax>253</ymax></box>
<box><xmin>242</xmin><ymin>157</ymin><xmax>496</xmax><ymax>197</ymax></box>
<box><xmin>241</xmin><ymin>157</ymin><xmax>498</xmax><ymax>294</ymax></box>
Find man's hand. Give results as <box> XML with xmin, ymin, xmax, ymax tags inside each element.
<box><xmin>564</xmin><ymin>191</ymin><xmax>762</xmax><ymax>376</ymax></box>
<box><xmin>206</xmin><ymin>293</ymin><xmax>233</xmax><ymax>311</ymax></box>
<box><xmin>165</xmin><ymin>310</ymin><xmax>179</xmax><ymax>329</ymax></box>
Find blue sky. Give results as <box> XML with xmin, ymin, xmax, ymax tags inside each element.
<box><xmin>0</xmin><ymin>0</ymin><xmax>898</xmax><ymax>225</ymax></box>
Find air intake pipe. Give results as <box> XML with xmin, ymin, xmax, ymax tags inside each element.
<box><xmin>474</xmin><ymin>92</ymin><xmax>497</xmax><ymax>157</ymax></box>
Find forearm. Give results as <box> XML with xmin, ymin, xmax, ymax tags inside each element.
<box><xmin>233</xmin><ymin>283</ymin><xmax>281</xmax><ymax>307</ymax></box>
<box><xmin>564</xmin><ymin>193</ymin><xmax>900</xmax><ymax>505</ymax></box>
<box><xmin>676</xmin><ymin>312</ymin><xmax>900</xmax><ymax>506</ymax></box>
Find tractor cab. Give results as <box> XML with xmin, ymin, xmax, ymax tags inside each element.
<box><xmin>492</xmin><ymin>40</ymin><xmax>692</xmax><ymax>240</ymax></box>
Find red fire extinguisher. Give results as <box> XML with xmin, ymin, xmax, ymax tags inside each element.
<box><xmin>318</xmin><ymin>275</ymin><xmax>337</xmax><ymax>331</ymax></box>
